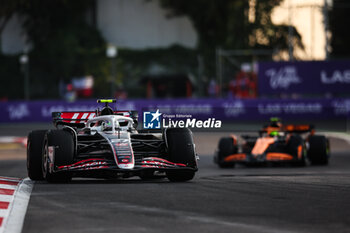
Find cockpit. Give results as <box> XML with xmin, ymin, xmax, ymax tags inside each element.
<box><xmin>86</xmin><ymin>115</ymin><xmax>134</xmax><ymax>133</ymax></box>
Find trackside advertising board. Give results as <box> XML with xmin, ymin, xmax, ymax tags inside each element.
<box><xmin>0</xmin><ymin>99</ymin><xmax>349</xmax><ymax>123</ymax></box>
<box><xmin>258</xmin><ymin>60</ymin><xmax>350</xmax><ymax>95</ymax></box>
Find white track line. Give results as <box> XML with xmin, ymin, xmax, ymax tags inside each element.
<box><xmin>325</xmin><ymin>132</ymin><xmax>350</xmax><ymax>145</ymax></box>
<box><xmin>0</xmin><ymin>137</ymin><xmax>27</xmax><ymax>147</ymax></box>
<box><xmin>0</xmin><ymin>185</ymin><xmax>16</xmax><ymax>190</ymax></box>
<box><xmin>1</xmin><ymin>178</ymin><xmax>33</xmax><ymax>233</ymax></box>
<box><xmin>0</xmin><ymin>196</ymin><xmax>13</xmax><ymax>203</ymax></box>
<box><xmin>3</xmin><ymin>178</ymin><xmax>33</xmax><ymax>233</ymax></box>
<box><xmin>0</xmin><ymin>209</ymin><xmax>9</xmax><ymax>216</ymax></box>
<box><xmin>0</xmin><ymin>177</ymin><xmax>21</xmax><ymax>182</ymax></box>
<box><xmin>0</xmin><ymin>177</ymin><xmax>18</xmax><ymax>233</ymax></box>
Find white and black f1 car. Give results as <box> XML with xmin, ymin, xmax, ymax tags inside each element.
<box><xmin>27</xmin><ymin>99</ymin><xmax>198</xmax><ymax>182</ymax></box>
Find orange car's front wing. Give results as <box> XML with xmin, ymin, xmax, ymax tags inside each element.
<box><xmin>224</xmin><ymin>152</ymin><xmax>295</xmax><ymax>163</ymax></box>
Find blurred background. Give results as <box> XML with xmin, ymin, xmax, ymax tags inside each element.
<box><xmin>0</xmin><ymin>0</ymin><xmax>349</xmax><ymax>127</ymax></box>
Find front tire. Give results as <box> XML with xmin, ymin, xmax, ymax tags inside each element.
<box><xmin>164</xmin><ymin>128</ymin><xmax>197</xmax><ymax>182</ymax></box>
<box><xmin>27</xmin><ymin>130</ymin><xmax>47</xmax><ymax>180</ymax></box>
<box><xmin>216</xmin><ymin>137</ymin><xmax>237</xmax><ymax>168</ymax></box>
<box><xmin>43</xmin><ymin>130</ymin><xmax>75</xmax><ymax>183</ymax></box>
<box><xmin>166</xmin><ymin>170</ymin><xmax>195</xmax><ymax>182</ymax></box>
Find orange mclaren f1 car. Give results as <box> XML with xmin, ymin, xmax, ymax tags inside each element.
<box><xmin>214</xmin><ymin>118</ymin><xmax>330</xmax><ymax>168</ymax></box>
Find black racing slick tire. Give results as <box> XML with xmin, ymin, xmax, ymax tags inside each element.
<box><xmin>27</xmin><ymin>130</ymin><xmax>47</xmax><ymax>180</ymax></box>
<box><xmin>308</xmin><ymin>135</ymin><xmax>329</xmax><ymax>165</ymax></box>
<box><xmin>287</xmin><ymin>135</ymin><xmax>306</xmax><ymax>167</ymax></box>
<box><xmin>216</xmin><ymin>137</ymin><xmax>237</xmax><ymax>168</ymax></box>
<box><xmin>43</xmin><ymin>130</ymin><xmax>75</xmax><ymax>183</ymax></box>
<box><xmin>164</xmin><ymin>128</ymin><xmax>197</xmax><ymax>182</ymax></box>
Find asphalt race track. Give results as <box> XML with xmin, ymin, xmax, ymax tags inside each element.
<box><xmin>1</xmin><ymin>128</ymin><xmax>350</xmax><ymax>233</ymax></box>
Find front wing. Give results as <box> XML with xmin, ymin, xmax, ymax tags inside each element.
<box><xmin>223</xmin><ymin>152</ymin><xmax>296</xmax><ymax>164</ymax></box>
<box><xmin>55</xmin><ymin>157</ymin><xmax>195</xmax><ymax>173</ymax></box>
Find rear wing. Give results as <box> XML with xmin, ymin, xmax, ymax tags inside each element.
<box><xmin>260</xmin><ymin>124</ymin><xmax>314</xmax><ymax>135</ymax></box>
<box><xmin>283</xmin><ymin>124</ymin><xmax>314</xmax><ymax>133</ymax></box>
<box><xmin>52</xmin><ymin>111</ymin><xmax>138</xmax><ymax>128</ymax></box>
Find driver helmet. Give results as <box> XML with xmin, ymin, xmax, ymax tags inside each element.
<box><xmin>269</xmin><ymin>117</ymin><xmax>282</xmax><ymax>128</ymax></box>
<box><xmin>100</xmin><ymin>106</ymin><xmax>114</xmax><ymax>116</ymax></box>
<box><xmin>101</xmin><ymin>120</ymin><xmax>113</xmax><ymax>131</ymax></box>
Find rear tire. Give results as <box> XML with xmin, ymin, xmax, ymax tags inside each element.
<box><xmin>27</xmin><ymin>130</ymin><xmax>47</xmax><ymax>180</ymax></box>
<box><xmin>216</xmin><ymin>137</ymin><xmax>237</xmax><ymax>168</ymax></box>
<box><xmin>164</xmin><ymin>128</ymin><xmax>197</xmax><ymax>182</ymax></box>
<box><xmin>308</xmin><ymin>135</ymin><xmax>329</xmax><ymax>165</ymax></box>
<box><xmin>43</xmin><ymin>130</ymin><xmax>75</xmax><ymax>183</ymax></box>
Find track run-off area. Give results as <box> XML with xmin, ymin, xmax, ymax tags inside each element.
<box><xmin>1</xmin><ymin>124</ymin><xmax>350</xmax><ymax>233</ymax></box>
